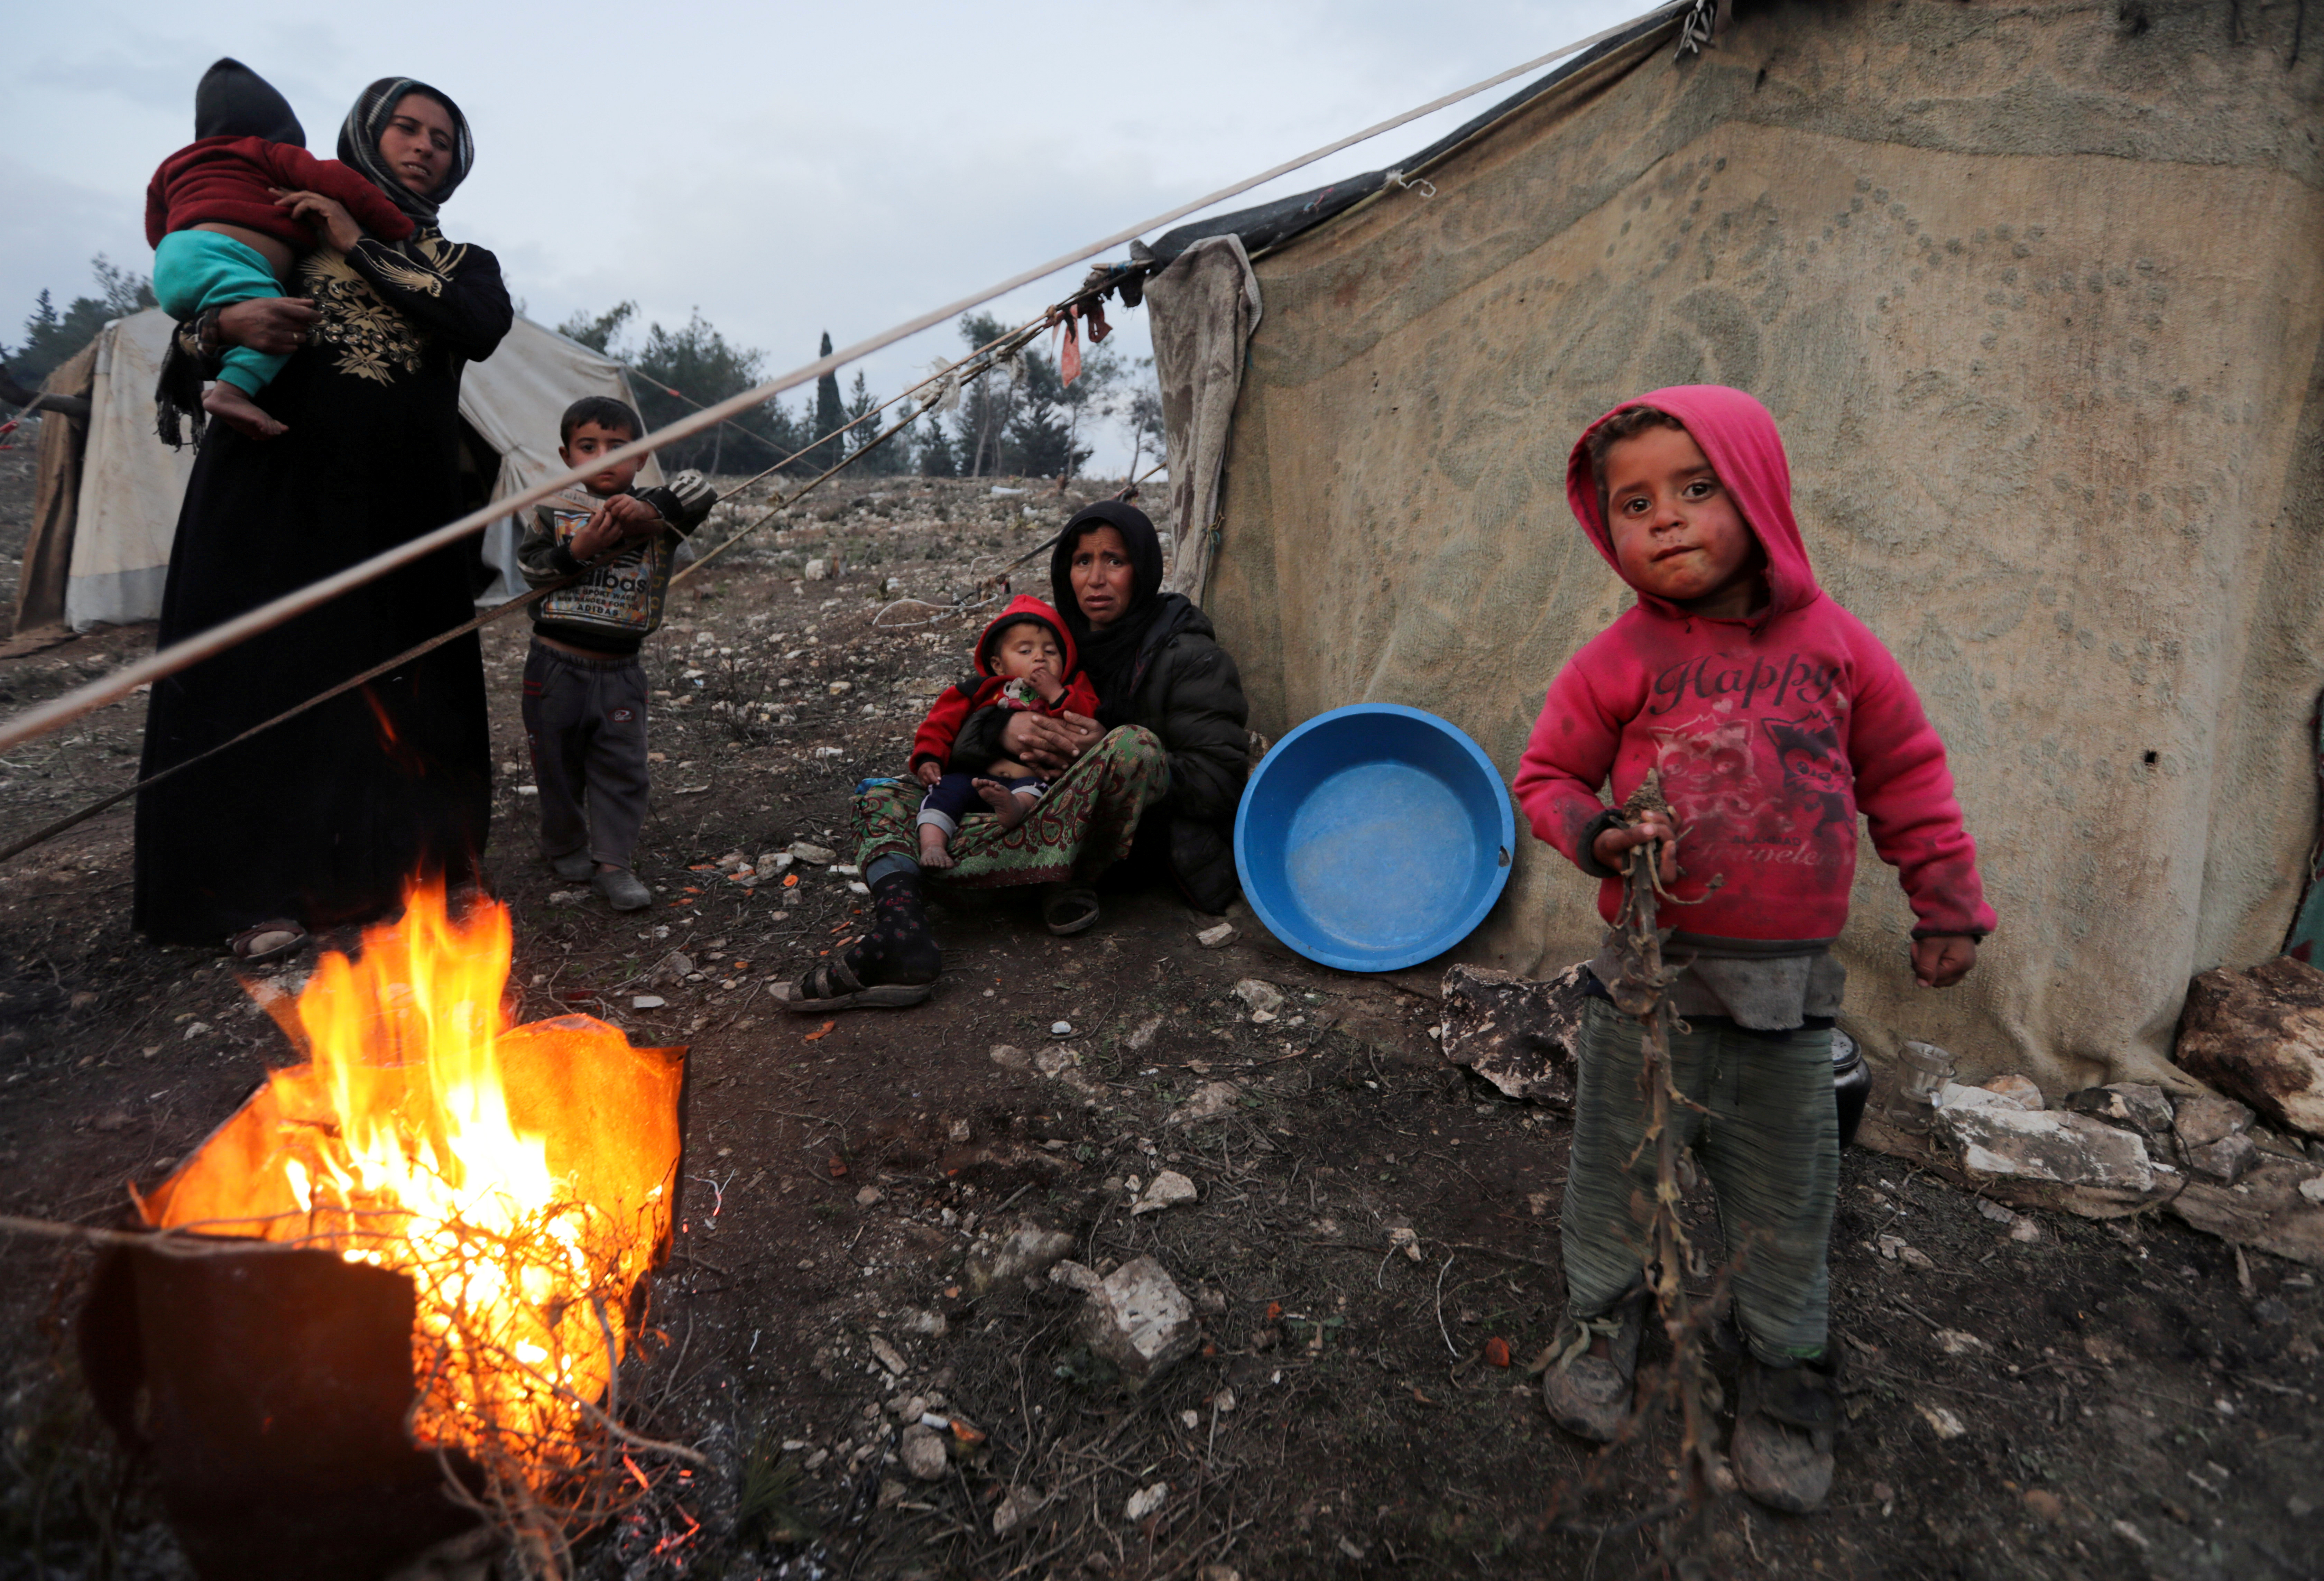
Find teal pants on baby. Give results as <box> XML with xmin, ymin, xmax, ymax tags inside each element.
<box><xmin>1560</xmin><ymin>995</ymin><xmax>1838</xmax><ymax>1363</ymax></box>
<box><xmin>153</xmin><ymin>231</ymin><xmax>288</xmax><ymax>397</ymax></box>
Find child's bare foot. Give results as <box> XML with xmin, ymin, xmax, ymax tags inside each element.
<box><xmin>976</xmin><ymin>778</ymin><xmax>1033</xmax><ymax>830</ymax></box>
<box><xmin>917</xmin><ymin>825</ymin><xmax>955</xmax><ymax>869</ymax></box>
<box><xmin>202</xmin><ymin>382</ymin><xmax>287</xmax><ymax>439</ymax></box>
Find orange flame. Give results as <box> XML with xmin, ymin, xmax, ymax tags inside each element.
<box><xmin>143</xmin><ymin>881</ymin><xmax>684</xmax><ymax>1480</ymax></box>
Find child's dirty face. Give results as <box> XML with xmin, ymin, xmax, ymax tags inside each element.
<box><xmin>560</xmin><ymin>421</ymin><xmax>645</xmax><ymax>497</ymax></box>
<box><xmin>988</xmin><ymin>622</ymin><xmax>1061</xmax><ymax>681</ymax></box>
<box><xmin>1603</xmin><ymin>425</ymin><xmax>1762</xmax><ymax>613</ymax></box>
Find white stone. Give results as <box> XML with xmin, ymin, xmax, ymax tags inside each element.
<box><xmin>2297</xmin><ymin>1175</ymin><xmax>2324</xmax><ymax>1204</ymax></box>
<box><xmin>1082</xmin><ymin>1256</ymin><xmax>1199</xmax><ymax>1381</ymax></box>
<box><xmin>1918</xmin><ymin>1404</ymin><xmax>1968</xmax><ymax>1440</ymax></box>
<box><xmin>1980</xmin><ymin>1074</ymin><xmax>2045</xmax><ymax>1110</ymax></box>
<box><xmin>1940</xmin><ymin>1102</ymin><xmax>2157</xmax><ymax>1191</ymax></box>
<box><xmin>898</xmin><ymin>1307</ymin><xmax>949</xmax><ymax>1338</ymax></box>
<box><xmin>804</xmin><ymin>558</ymin><xmax>830</xmax><ymax>580</ymax></box>
<box><xmin>899</xmin><ymin>1424</ymin><xmax>947</xmax><ymax>1480</ymax></box>
<box><xmin>1034</xmin><ymin>1045</ymin><xmax>1079</xmax><ymax>1079</ymax></box>
<box><xmin>1169</xmin><ymin>1082</ymin><xmax>1241</xmax><ymax>1125</ymax></box>
<box><xmin>630</xmin><ymin>994</ymin><xmax>666</xmax><ymax>1009</ymax></box>
<box><xmin>856</xmin><ymin>1186</ymin><xmax>886</xmax><ymax>1206</ymax></box>
<box><xmin>992</xmin><ymin>1486</ymin><xmax>1048</xmax><ymax>1536</ymax></box>
<box><xmin>789</xmin><ymin>841</ymin><xmax>838</xmax><ymax>865</ymax></box>
<box><xmin>1126</xmin><ymin>1014</ymin><xmax>1165</xmax><ymax>1050</ymax></box>
<box><xmin>965</xmin><ymin>1223</ymin><xmax>1077</xmax><ymax>1294</ymax></box>
<box><xmin>1049</xmin><ymin>1259</ymin><xmax>1104</xmax><ymax>1292</ymax></box>
<box><xmin>1196</xmin><ymin>922</ymin><xmax>1237</xmax><ymax>949</ymax></box>
<box><xmin>989</xmin><ymin>1044</ymin><xmax>1030</xmax><ymax>1070</ymax></box>
<box><xmin>1051</xmin><ymin>1020</ymin><xmax>1074</xmax><ymax>1036</ymax></box>
<box><xmin>1124</xmin><ymin>1482</ymin><xmax>1170</xmax><ymax>1521</ymax></box>
<box><xmin>868</xmin><ymin>1335</ymin><xmax>909</xmax><ymax>1376</ymax></box>
<box><xmin>1232</xmin><ymin>979</ymin><xmax>1284</xmax><ymax>1017</ymax></box>
<box><xmin>546</xmin><ymin>889</ymin><xmax>586</xmax><ymax>906</ymax></box>
<box><xmin>1131</xmin><ymin>1171</ymin><xmax>1198</xmax><ymax>1215</ymax></box>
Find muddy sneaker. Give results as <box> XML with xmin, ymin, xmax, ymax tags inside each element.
<box><xmin>1730</xmin><ymin>1353</ymin><xmax>1837</xmax><ymax>1514</ymax></box>
<box><xmin>550</xmin><ymin>850</ymin><xmax>594</xmax><ymax>881</ymax></box>
<box><xmin>592</xmin><ymin>867</ymin><xmax>652</xmax><ymax>912</ymax></box>
<box><xmin>1541</xmin><ymin>1295</ymin><xmax>1642</xmax><ymax>1442</ymax></box>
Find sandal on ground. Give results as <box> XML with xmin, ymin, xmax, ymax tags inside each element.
<box><xmin>1730</xmin><ymin>1353</ymin><xmax>1837</xmax><ymax>1514</ymax></box>
<box><xmin>781</xmin><ymin>955</ymin><xmax>933</xmax><ymax>1012</ymax></box>
<box><xmin>1541</xmin><ymin>1294</ymin><xmax>1642</xmax><ymax>1443</ymax></box>
<box><xmin>227</xmin><ymin>919</ymin><xmax>309</xmax><ymax>966</ymax></box>
<box><xmin>1041</xmin><ymin>883</ymin><xmax>1101</xmax><ymax>937</ymax></box>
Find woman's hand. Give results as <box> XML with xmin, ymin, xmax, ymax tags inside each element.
<box><xmin>271</xmin><ymin>187</ymin><xmax>363</xmax><ymax>253</ymax></box>
<box><xmin>215</xmin><ymin>297</ymin><xmax>318</xmax><ymax>355</ymax></box>
<box><xmin>1002</xmin><ymin>710</ymin><xmax>1099</xmax><ymax>774</ymax></box>
<box><xmin>1912</xmin><ymin>935</ymin><xmax>1977</xmax><ymax>989</ymax></box>
<box><xmin>1591</xmin><ymin>811</ymin><xmax>1679</xmax><ymax>886</ymax></box>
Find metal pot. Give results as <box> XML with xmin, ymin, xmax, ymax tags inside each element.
<box><xmin>1833</xmin><ymin>1030</ymin><xmax>1870</xmax><ymax>1148</ymax></box>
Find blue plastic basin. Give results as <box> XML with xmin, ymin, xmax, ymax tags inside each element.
<box><xmin>1234</xmin><ymin>703</ymin><xmax>1516</xmax><ymax>972</ymax></box>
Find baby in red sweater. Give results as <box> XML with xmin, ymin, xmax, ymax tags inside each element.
<box><xmin>146</xmin><ymin>58</ymin><xmax>414</xmax><ymax>440</ymax></box>
<box><xmin>1516</xmin><ymin>386</ymin><xmax>1993</xmax><ymax>1513</ymax></box>
<box><xmin>907</xmin><ymin>595</ymin><xmax>1099</xmax><ymax>869</ymax></box>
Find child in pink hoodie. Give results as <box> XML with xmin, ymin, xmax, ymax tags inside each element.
<box><xmin>1514</xmin><ymin>386</ymin><xmax>1993</xmax><ymax>1513</ymax></box>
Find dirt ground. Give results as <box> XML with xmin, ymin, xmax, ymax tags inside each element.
<box><xmin>0</xmin><ymin>468</ymin><xmax>2319</xmax><ymax>1581</ymax></box>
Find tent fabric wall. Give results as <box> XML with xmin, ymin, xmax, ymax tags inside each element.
<box><xmin>11</xmin><ymin>341</ymin><xmax>99</xmax><ymax>637</ymax></box>
<box><xmin>33</xmin><ymin>311</ymin><xmax>644</xmax><ymax>627</ymax></box>
<box><xmin>66</xmin><ymin>315</ymin><xmax>195</xmax><ymax>630</ymax></box>
<box><xmin>1199</xmin><ymin>0</ymin><xmax>2324</xmax><ymax>1090</ymax></box>
<box><xmin>1146</xmin><ymin>237</ymin><xmax>1263</xmax><ymax>601</ymax></box>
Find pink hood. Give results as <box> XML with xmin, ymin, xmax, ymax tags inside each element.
<box><xmin>1566</xmin><ymin>384</ymin><xmax>1823</xmax><ymax>625</ymax></box>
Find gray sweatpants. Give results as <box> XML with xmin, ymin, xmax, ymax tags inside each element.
<box><xmin>521</xmin><ymin>640</ymin><xmax>652</xmax><ymax>870</ymax></box>
<box><xmin>1560</xmin><ymin>995</ymin><xmax>1838</xmax><ymax>1363</ymax></box>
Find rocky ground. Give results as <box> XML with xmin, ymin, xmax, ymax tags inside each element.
<box><xmin>0</xmin><ymin>468</ymin><xmax>2319</xmax><ymax>1580</ymax></box>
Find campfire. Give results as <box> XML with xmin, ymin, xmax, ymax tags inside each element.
<box><xmin>100</xmin><ymin>882</ymin><xmax>689</xmax><ymax>1577</ymax></box>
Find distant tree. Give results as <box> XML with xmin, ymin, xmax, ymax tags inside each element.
<box><xmin>951</xmin><ymin>312</ymin><xmax>1018</xmax><ymax>477</ymax></box>
<box><xmin>1122</xmin><ymin>357</ymin><xmax>1164</xmax><ymax>480</ymax></box>
<box><xmin>556</xmin><ymin>301</ymin><xmax>636</xmax><ymax>354</ymax></box>
<box><xmin>840</xmin><ymin>370</ymin><xmax>910</xmax><ymax>477</ymax></box>
<box><xmin>4</xmin><ymin>256</ymin><xmax>157</xmax><ymax>388</ymax></box>
<box><xmin>559</xmin><ymin>303</ymin><xmax>810</xmax><ymax>475</ymax></box>
<box><xmin>793</xmin><ymin>330</ymin><xmax>848</xmax><ymax>474</ymax></box>
<box><xmin>1056</xmin><ymin>340</ymin><xmax>1124</xmax><ymax>484</ymax></box>
<box><xmin>917</xmin><ymin>414</ymin><xmax>959</xmax><ymax>478</ymax></box>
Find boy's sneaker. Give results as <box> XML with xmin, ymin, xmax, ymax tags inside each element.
<box><xmin>592</xmin><ymin>867</ymin><xmax>652</xmax><ymax>912</ymax></box>
<box><xmin>1731</xmin><ymin>1353</ymin><xmax>1837</xmax><ymax>1514</ymax></box>
<box><xmin>550</xmin><ymin>850</ymin><xmax>594</xmax><ymax>881</ymax></box>
<box><xmin>1541</xmin><ymin>1295</ymin><xmax>1642</xmax><ymax>1442</ymax></box>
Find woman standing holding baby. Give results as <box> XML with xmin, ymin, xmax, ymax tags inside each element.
<box><xmin>135</xmin><ymin>73</ymin><xmax>511</xmax><ymax>950</ymax></box>
<box><xmin>789</xmin><ymin>501</ymin><xmax>1251</xmax><ymax>1010</ymax></box>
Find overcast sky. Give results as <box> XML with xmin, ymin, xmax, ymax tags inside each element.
<box><xmin>10</xmin><ymin>0</ymin><xmax>1650</xmax><ymax>474</ymax></box>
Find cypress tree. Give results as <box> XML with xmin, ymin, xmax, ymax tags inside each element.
<box><xmin>811</xmin><ymin>330</ymin><xmax>845</xmax><ymax>470</ymax></box>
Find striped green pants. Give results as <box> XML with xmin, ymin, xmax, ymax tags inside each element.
<box><xmin>1560</xmin><ymin>996</ymin><xmax>1838</xmax><ymax>1363</ymax></box>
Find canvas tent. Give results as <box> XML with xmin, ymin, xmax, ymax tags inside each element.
<box><xmin>10</xmin><ymin>311</ymin><xmax>655</xmax><ymax>634</ymax></box>
<box><xmin>1142</xmin><ymin>0</ymin><xmax>2324</xmax><ymax>1090</ymax></box>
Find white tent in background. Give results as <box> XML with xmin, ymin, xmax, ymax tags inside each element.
<box><xmin>12</xmin><ymin>310</ymin><xmax>655</xmax><ymax>632</ymax></box>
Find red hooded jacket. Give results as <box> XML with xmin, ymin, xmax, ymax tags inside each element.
<box><xmin>910</xmin><ymin>595</ymin><xmax>1100</xmax><ymax>774</ymax></box>
<box><xmin>1512</xmin><ymin>385</ymin><xmax>1994</xmax><ymax>945</ymax></box>
<box><xmin>145</xmin><ymin>136</ymin><xmax>415</xmax><ymax>251</ymax></box>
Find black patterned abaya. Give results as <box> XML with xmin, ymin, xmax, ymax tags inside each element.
<box><xmin>133</xmin><ymin>79</ymin><xmax>510</xmax><ymax>943</ymax></box>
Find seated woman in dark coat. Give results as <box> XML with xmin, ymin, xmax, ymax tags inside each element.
<box><xmin>788</xmin><ymin>501</ymin><xmax>1248</xmax><ymax>1009</ymax></box>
